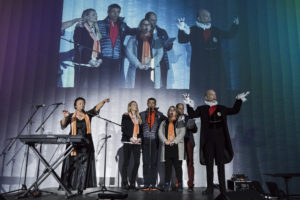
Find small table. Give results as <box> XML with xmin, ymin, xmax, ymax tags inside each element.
<box><xmin>264</xmin><ymin>173</ymin><xmax>300</xmax><ymax>200</ymax></box>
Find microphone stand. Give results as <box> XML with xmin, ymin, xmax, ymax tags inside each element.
<box><xmin>0</xmin><ymin>105</ymin><xmax>42</xmax><ymax>195</ymax></box>
<box><xmin>86</xmin><ymin>115</ymin><xmax>127</xmax><ymax>199</ymax></box>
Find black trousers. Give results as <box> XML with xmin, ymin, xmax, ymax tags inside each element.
<box><xmin>204</xmin><ymin>128</ymin><xmax>226</xmax><ymax>192</ymax></box>
<box><xmin>160</xmin><ymin>62</ymin><xmax>168</xmax><ymax>89</ymax></box>
<box><xmin>121</xmin><ymin>143</ymin><xmax>141</xmax><ymax>185</ymax></box>
<box><xmin>142</xmin><ymin>139</ymin><xmax>158</xmax><ymax>186</ymax></box>
<box><xmin>99</xmin><ymin>58</ymin><xmax>123</xmax><ymax>88</ymax></box>
<box><xmin>165</xmin><ymin>158</ymin><xmax>182</xmax><ymax>184</ymax></box>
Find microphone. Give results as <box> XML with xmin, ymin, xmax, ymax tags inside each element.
<box><xmin>51</xmin><ymin>102</ymin><xmax>64</xmax><ymax>106</ymax></box>
<box><xmin>35</xmin><ymin>104</ymin><xmax>46</xmax><ymax>108</ymax></box>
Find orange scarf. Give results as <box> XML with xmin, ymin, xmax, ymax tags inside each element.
<box><xmin>129</xmin><ymin>113</ymin><xmax>139</xmax><ymax>138</ymax></box>
<box><xmin>147</xmin><ymin>110</ymin><xmax>156</xmax><ymax>130</ymax></box>
<box><xmin>167</xmin><ymin>118</ymin><xmax>176</xmax><ymax>142</ymax></box>
<box><xmin>70</xmin><ymin>111</ymin><xmax>91</xmax><ymax>156</ymax></box>
<box><xmin>84</xmin><ymin>23</ymin><xmax>101</xmax><ymax>59</ymax></box>
<box><xmin>141</xmin><ymin>33</ymin><xmax>152</xmax><ymax>65</ymax></box>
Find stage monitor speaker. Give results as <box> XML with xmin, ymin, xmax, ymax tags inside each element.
<box><xmin>215</xmin><ymin>190</ymin><xmax>264</xmax><ymax>200</ymax></box>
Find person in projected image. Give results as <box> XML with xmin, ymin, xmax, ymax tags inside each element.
<box><xmin>97</xmin><ymin>4</ymin><xmax>137</xmax><ymax>88</ymax></box>
<box><xmin>60</xmin><ymin>97</ymin><xmax>110</xmax><ymax>195</ymax></box>
<box><xmin>73</xmin><ymin>8</ymin><xmax>102</xmax><ymax>88</ymax></box>
<box><xmin>177</xmin><ymin>9</ymin><xmax>239</xmax><ymax>91</ymax></box>
<box><xmin>145</xmin><ymin>12</ymin><xmax>174</xmax><ymax>89</ymax></box>
<box><xmin>183</xmin><ymin>90</ymin><xmax>249</xmax><ymax>196</ymax></box>
<box><xmin>126</xmin><ymin>19</ymin><xmax>163</xmax><ymax>89</ymax></box>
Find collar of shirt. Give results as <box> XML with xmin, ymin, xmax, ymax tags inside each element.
<box><xmin>204</xmin><ymin>100</ymin><xmax>218</xmax><ymax>107</ymax></box>
<box><xmin>196</xmin><ymin>21</ymin><xmax>211</xmax><ymax>30</ymax></box>
<box><xmin>178</xmin><ymin>115</ymin><xmax>185</xmax><ymax>121</ymax></box>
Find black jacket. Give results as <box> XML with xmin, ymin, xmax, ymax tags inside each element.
<box><xmin>121</xmin><ymin>114</ymin><xmax>143</xmax><ymax>142</ymax></box>
<box><xmin>187</xmin><ymin>100</ymin><xmax>242</xmax><ymax>165</ymax></box>
<box><xmin>155</xmin><ymin>26</ymin><xmax>172</xmax><ymax>70</ymax></box>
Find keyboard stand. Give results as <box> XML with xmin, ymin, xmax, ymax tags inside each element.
<box><xmin>19</xmin><ymin>144</ymin><xmax>75</xmax><ymax>199</ymax></box>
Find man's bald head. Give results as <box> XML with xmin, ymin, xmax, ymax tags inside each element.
<box><xmin>205</xmin><ymin>89</ymin><xmax>217</xmax><ymax>102</ymax></box>
<box><xmin>197</xmin><ymin>9</ymin><xmax>211</xmax><ymax>24</ymax></box>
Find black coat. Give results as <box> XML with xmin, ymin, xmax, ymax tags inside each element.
<box><xmin>73</xmin><ymin>26</ymin><xmax>102</xmax><ymax>64</ymax></box>
<box><xmin>187</xmin><ymin>100</ymin><xmax>242</xmax><ymax>165</ymax></box>
<box><xmin>178</xmin><ymin>24</ymin><xmax>238</xmax><ymax>90</ymax></box>
<box><xmin>121</xmin><ymin>114</ymin><xmax>143</xmax><ymax>142</ymax></box>
<box><xmin>155</xmin><ymin>26</ymin><xmax>172</xmax><ymax>70</ymax></box>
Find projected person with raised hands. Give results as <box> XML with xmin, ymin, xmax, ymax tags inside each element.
<box><xmin>177</xmin><ymin>9</ymin><xmax>239</xmax><ymax>90</ymax></box>
<box><xmin>183</xmin><ymin>90</ymin><xmax>249</xmax><ymax>196</ymax></box>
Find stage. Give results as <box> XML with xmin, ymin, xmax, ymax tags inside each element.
<box><xmin>1</xmin><ymin>187</ymin><xmax>224</xmax><ymax>200</ymax></box>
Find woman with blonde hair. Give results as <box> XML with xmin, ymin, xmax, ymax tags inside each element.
<box><xmin>73</xmin><ymin>8</ymin><xmax>102</xmax><ymax>87</ymax></box>
<box><xmin>121</xmin><ymin>101</ymin><xmax>143</xmax><ymax>190</ymax></box>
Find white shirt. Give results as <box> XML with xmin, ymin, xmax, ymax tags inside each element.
<box><xmin>204</xmin><ymin>100</ymin><xmax>218</xmax><ymax>107</ymax></box>
<box><xmin>196</xmin><ymin>21</ymin><xmax>211</xmax><ymax>30</ymax></box>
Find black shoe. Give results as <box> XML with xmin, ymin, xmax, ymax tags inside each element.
<box><xmin>162</xmin><ymin>183</ymin><xmax>170</xmax><ymax>192</ymax></box>
<box><xmin>177</xmin><ymin>183</ymin><xmax>183</xmax><ymax>192</ymax></box>
<box><xmin>188</xmin><ymin>187</ymin><xmax>194</xmax><ymax>192</ymax></box>
<box><xmin>121</xmin><ymin>183</ymin><xmax>130</xmax><ymax>190</ymax></box>
<box><xmin>77</xmin><ymin>190</ymin><xmax>83</xmax><ymax>195</ymax></box>
<box><xmin>202</xmin><ymin>188</ymin><xmax>213</xmax><ymax>195</ymax></box>
<box><xmin>129</xmin><ymin>184</ymin><xmax>138</xmax><ymax>191</ymax></box>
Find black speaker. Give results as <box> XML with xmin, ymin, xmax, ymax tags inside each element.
<box><xmin>215</xmin><ymin>191</ymin><xmax>264</xmax><ymax>200</ymax></box>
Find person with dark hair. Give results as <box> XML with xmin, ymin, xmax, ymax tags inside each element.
<box><xmin>60</xmin><ymin>97</ymin><xmax>110</xmax><ymax>195</ymax></box>
<box><xmin>121</xmin><ymin>101</ymin><xmax>143</xmax><ymax>190</ymax></box>
<box><xmin>97</xmin><ymin>4</ymin><xmax>137</xmax><ymax>88</ymax></box>
<box><xmin>126</xmin><ymin>19</ymin><xmax>163</xmax><ymax>89</ymax></box>
<box><xmin>177</xmin><ymin>9</ymin><xmax>239</xmax><ymax>90</ymax></box>
<box><xmin>183</xmin><ymin>90</ymin><xmax>249</xmax><ymax>195</ymax></box>
<box><xmin>139</xmin><ymin>98</ymin><xmax>166</xmax><ymax>190</ymax></box>
<box><xmin>73</xmin><ymin>8</ymin><xmax>102</xmax><ymax>88</ymax></box>
<box><xmin>176</xmin><ymin>103</ymin><xmax>198</xmax><ymax>192</ymax></box>
<box><xmin>158</xmin><ymin>106</ymin><xmax>185</xmax><ymax>192</ymax></box>
<box><xmin>145</xmin><ymin>12</ymin><xmax>174</xmax><ymax>89</ymax></box>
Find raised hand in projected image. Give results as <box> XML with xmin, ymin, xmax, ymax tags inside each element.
<box><xmin>182</xmin><ymin>93</ymin><xmax>195</xmax><ymax>108</ymax></box>
<box><xmin>236</xmin><ymin>91</ymin><xmax>250</xmax><ymax>102</ymax></box>
<box><xmin>177</xmin><ymin>18</ymin><xmax>190</xmax><ymax>34</ymax></box>
<box><xmin>233</xmin><ymin>17</ymin><xmax>239</xmax><ymax>25</ymax></box>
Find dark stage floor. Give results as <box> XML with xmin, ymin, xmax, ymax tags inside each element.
<box><xmin>1</xmin><ymin>187</ymin><xmax>224</xmax><ymax>200</ymax></box>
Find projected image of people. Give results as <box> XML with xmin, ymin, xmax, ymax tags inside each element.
<box><xmin>58</xmin><ymin>2</ymin><xmax>239</xmax><ymax>91</ymax></box>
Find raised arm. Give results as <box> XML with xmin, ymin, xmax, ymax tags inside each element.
<box><xmin>187</xmin><ymin>104</ymin><xmax>201</xmax><ymax>119</ymax></box>
<box><xmin>218</xmin><ymin>17</ymin><xmax>239</xmax><ymax>39</ymax></box>
<box><xmin>177</xmin><ymin>18</ymin><xmax>191</xmax><ymax>43</ymax></box>
<box><xmin>60</xmin><ymin>110</ymin><xmax>71</xmax><ymax>129</ymax></box>
<box><xmin>224</xmin><ymin>99</ymin><xmax>242</xmax><ymax>115</ymax></box>
<box><xmin>95</xmin><ymin>98</ymin><xmax>110</xmax><ymax>112</ymax></box>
